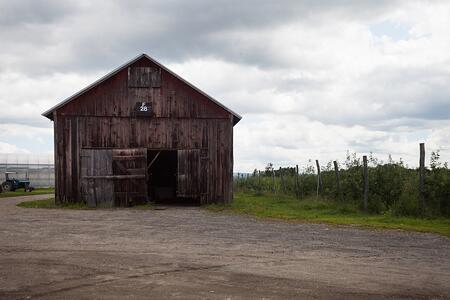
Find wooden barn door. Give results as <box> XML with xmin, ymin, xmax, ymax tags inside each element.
<box><xmin>112</xmin><ymin>148</ymin><xmax>147</xmax><ymax>206</ymax></box>
<box><xmin>177</xmin><ymin>149</ymin><xmax>200</xmax><ymax>198</ymax></box>
<box><xmin>80</xmin><ymin>148</ymin><xmax>147</xmax><ymax>207</ymax></box>
<box><xmin>80</xmin><ymin>149</ymin><xmax>114</xmax><ymax>208</ymax></box>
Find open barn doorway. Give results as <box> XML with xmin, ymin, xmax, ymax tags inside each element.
<box><xmin>147</xmin><ymin>150</ymin><xmax>201</xmax><ymax>206</ymax></box>
<box><xmin>147</xmin><ymin>150</ymin><xmax>177</xmax><ymax>204</ymax></box>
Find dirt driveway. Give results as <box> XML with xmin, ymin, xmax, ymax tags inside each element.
<box><xmin>0</xmin><ymin>195</ymin><xmax>449</xmax><ymax>299</ymax></box>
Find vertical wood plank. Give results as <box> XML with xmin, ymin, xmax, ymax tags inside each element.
<box><xmin>71</xmin><ymin>117</ymin><xmax>79</xmax><ymax>202</ymax></box>
<box><xmin>53</xmin><ymin>112</ymin><xmax>60</xmax><ymax>204</ymax></box>
<box><xmin>177</xmin><ymin>149</ymin><xmax>200</xmax><ymax>198</ymax></box>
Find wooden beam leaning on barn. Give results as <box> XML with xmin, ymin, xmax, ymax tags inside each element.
<box><xmin>147</xmin><ymin>151</ymin><xmax>161</xmax><ymax>171</ymax></box>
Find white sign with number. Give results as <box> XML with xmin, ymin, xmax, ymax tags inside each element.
<box><xmin>140</xmin><ymin>102</ymin><xmax>148</xmax><ymax>112</ymax></box>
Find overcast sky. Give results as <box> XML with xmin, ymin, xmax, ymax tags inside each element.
<box><xmin>0</xmin><ymin>0</ymin><xmax>449</xmax><ymax>171</ymax></box>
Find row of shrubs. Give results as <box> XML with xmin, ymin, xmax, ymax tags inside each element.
<box><xmin>234</xmin><ymin>151</ymin><xmax>450</xmax><ymax>217</ymax></box>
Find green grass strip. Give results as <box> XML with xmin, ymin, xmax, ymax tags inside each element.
<box><xmin>207</xmin><ymin>192</ymin><xmax>450</xmax><ymax>236</ymax></box>
<box><xmin>17</xmin><ymin>198</ymin><xmax>87</xmax><ymax>209</ymax></box>
<box><xmin>0</xmin><ymin>188</ymin><xmax>55</xmax><ymax>198</ymax></box>
<box><xmin>16</xmin><ymin>198</ymin><xmax>154</xmax><ymax>210</ymax></box>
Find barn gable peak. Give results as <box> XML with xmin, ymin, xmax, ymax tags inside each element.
<box><xmin>42</xmin><ymin>53</ymin><xmax>241</xmax><ymax>125</ymax></box>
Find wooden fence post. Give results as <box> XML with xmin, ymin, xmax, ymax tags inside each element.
<box><xmin>295</xmin><ymin>164</ymin><xmax>299</xmax><ymax>199</ymax></box>
<box><xmin>363</xmin><ymin>155</ymin><xmax>368</xmax><ymax>212</ymax></box>
<box><xmin>279</xmin><ymin>167</ymin><xmax>284</xmax><ymax>193</ymax></box>
<box><xmin>258</xmin><ymin>170</ymin><xmax>261</xmax><ymax>191</ymax></box>
<box><xmin>333</xmin><ymin>160</ymin><xmax>343</xmax><ymax>202</ymax></box>
<box><xmin>272</xmin><ymin>168</ymin><xmax>275</xmax><ymax>193</ymax></box>
<box><xmin>316</xmin><ymin>160</ymin><xmax>322</xmax><ymax>198</ymax></box>
<box><xmin>419</xmin><ymin>143</ymin><xmax>425</xmax><ymax>212</ymax></box>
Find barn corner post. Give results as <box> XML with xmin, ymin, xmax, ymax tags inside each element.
<box><xmin>226</xmin><ymin>113</ymin><xmax>234</xmax><ymax>205</ymax></box>
<box><xmin>53</xmin><ymin>112</ymin><xmax>60</xmax><ymax>205</ymax></box>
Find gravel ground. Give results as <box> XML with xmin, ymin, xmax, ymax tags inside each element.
<box><xmin>0</xmin><ymin>194</ymin><xmax>449</xmax><ymax>299</ymax></box>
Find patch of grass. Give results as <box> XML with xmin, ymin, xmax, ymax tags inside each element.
<box><xmin>17</xmin><ymin>198</ymin><xmax>154</xmax><ymax>210</ymax></box>
<box><xmin>131</xmin><ymin>202</ymin><xmax>154</xmax><ymax>210</ymax></box>
<box><xmin>206</xmin><ymin>192</ymin><xmax>450</xmax><ymax>236</ymax></box>
<box><xmin>0</xmin><ymin>188</ymin><xmax>55</xmax><ymax>198</ymax></box>
<box><xmin>17</xmin><ymin>198</ymin><xmax>88</xmax><ymax>209</ymax></box>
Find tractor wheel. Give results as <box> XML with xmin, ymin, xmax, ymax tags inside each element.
<box><xmin>25</xmin><ymin>185</ymin><xmax>34</xmax><ymax>192</ymax></box>
<box><xmin>2</xmin><ymin>182</ymin><xmax>13</xmax><ymax>192</ymax></box>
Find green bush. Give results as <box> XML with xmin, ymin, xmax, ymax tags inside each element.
<box><xmin>235</xmin><ymin>151</ymin><xmax>450</xmax><ymax>218</ymax></box>
<box><xmin>391</xmin><ymin>174</ymin><xmax>420</xmax><ymax>217</ymax></box>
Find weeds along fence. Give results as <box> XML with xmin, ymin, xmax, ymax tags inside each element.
<box><xmin>234</xmin><ymin>143</ymin><xmax>450</xmax><ymax>218</ymax></box>
<box><xmin>0</xmin><ymin>153</ymin><xmax>55</xmax><ymax>188</ymax></box>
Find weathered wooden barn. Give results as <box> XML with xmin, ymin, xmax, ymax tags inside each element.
<box><xmin>43</xmin><ymin>54</ymin><xmax>241</xmax><ymax>207</ymax></box>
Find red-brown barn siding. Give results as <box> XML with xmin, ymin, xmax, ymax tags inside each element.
<box><xmin>47</xmin><ymin>55</ymin><xmax>239</xmax><ymax>206</ymax></box>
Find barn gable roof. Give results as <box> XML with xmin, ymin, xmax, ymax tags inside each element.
<box><xmin>42</xmin><ymin>53</ymin><xmax>242</xmax><ymax>124</ymax></box>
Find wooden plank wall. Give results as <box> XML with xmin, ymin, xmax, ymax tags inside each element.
<box><xmin>59</xmin><ymin>58</ymin><xmax>229</xmax><ymax>120</ymax></box>
<box><xmin>56</xmin><ymin>115</ymin><xmax>233</xmax><ymax>205</ymax></box>
<box><xmin>54</xmin><ymin>56</ymin><xmax>235</xmax><ymax>205</ymax></box>
<box><xmin>177</xmin><ymin>149</ymin><xmax>200</xmax><ymax>198</ymax></box>
<box><xmin>78</xmin><ymin>148</ymin><xmax>147</xmax><ymax>207</ymax></box>
<box><xmin>80</xmin><ymin>149</ymin><xmax>114</xmax><ymax>207</ymax></box>
<box><xmin>112</xmin><ymin>148</ymin><xmax>147</xmax><ymax>206</ymax></box>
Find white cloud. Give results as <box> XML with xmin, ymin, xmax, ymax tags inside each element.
<box><xmin>0</xmin><ymin>141</ymin><xmax>29</xmax><ymax>153</ymax></box>
<box><xmin>0</xmin><ymin>0</ymin><xmax>449</xmax><ymax>170</ymax></box>
<box><xmin>0</xmin><ymin>71</ymin><xmax>102</xmax><ymax>127</ymax></box>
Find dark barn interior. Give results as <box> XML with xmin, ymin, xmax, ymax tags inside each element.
<box><xmin>147</xmin><ymin>150</ymin><xmax>185</xmax><ymax>205</ymax></box>
<box><xmin>43</xmin><ymin>54</ymin><xmax>241</xmax><ymax>207</ymax></box>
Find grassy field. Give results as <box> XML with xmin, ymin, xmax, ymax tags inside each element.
<box><xmin>0</xmin><ymin>188</ymin><xmax>54</xmax><ymax>198</ymax></box>
<box><xmin>207</xmin><ymin>192</ymin><xmax>450</xmax><ymax>236</ymax></box>
<box><xmin>16</xmin><ymin>198</ymin><xmax>153</xmax><ymax>210</ymax></box>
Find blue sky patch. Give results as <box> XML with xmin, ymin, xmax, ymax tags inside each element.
<box><xmin>370</xmin><ymin>20</ymin><xmax>410</xmax><ymax>41</ymax></box>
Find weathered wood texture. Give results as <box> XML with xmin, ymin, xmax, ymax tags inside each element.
<box><xmin>177</xmin><ymin>149</ymin><xmax>200</xmax><ymax>198</ymax></box>
<box><xmin>59</xmin><ymin>58</ymin><xmax>229</xmax><ymax>120</ymax></box>
<box><xmin>112</xmin><ymin>148</ymin><xmax>148</xmax><ymax>206</ymax></box>
<box><xmin>80</xmin><ymin>149</ymin><xmax>114</xmax><ymax>207</ymax></box>
<box><xmin>52</xmin><ymin>56</ymin><xmax>235</xmax><ymax>205</ymax></box>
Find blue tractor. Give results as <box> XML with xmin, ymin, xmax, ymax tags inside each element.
<box><xmin>1</xmin><ymin>172</ymin><xmax>34</xmax><ymax>192</ymax></box>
